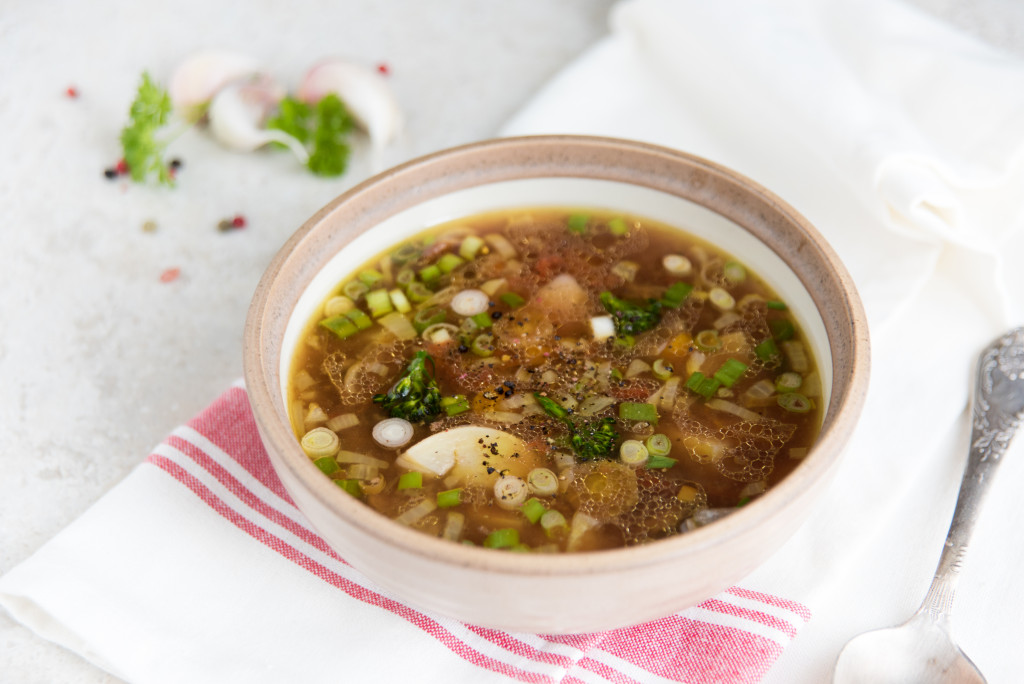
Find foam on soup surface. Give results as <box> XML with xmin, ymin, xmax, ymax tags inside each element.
<box><xmin>288</xmin><ymin>208</ymin><xmax>821</xmax><ymax>552</ymax></box>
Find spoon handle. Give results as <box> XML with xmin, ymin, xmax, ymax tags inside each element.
<box><xmin>922</xmin><ymin>328</ymin><xmax>1024</xmax><ymax>621</ymax></box>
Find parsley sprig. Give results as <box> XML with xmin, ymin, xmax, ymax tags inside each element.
<box><xmin>119</xmin><ymin>72</ymin><xmax>175</xmax><ymax>186</ymax></box>
<box><xmin>267</xmin><ymin>94</ymin><xmax>354</xmax><ymax>177</ymax></box>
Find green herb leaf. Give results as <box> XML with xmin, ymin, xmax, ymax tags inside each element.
<box><xmin>119</xmin><ymin>72</ymin><xmax>174</xmax><ymax>186</ymax></box>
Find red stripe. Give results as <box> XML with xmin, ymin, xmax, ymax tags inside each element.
<box><xmin>700</xmin><ymin>598</ymin><xmax>799</xmax><ymax>639</ymax></box>
<box><xmin>184</xmin><ymin>386</ymin><xmax>292</xmax><ymax>503</ymax></box>
<box><xmin>146</xmin><ymin>454</ymin><xmax>554</xmax><ymax>684</ymax></box>
<box><xmin>574</xmin><ymin>657</ymin><xmax>643</xmax><ymax>684</ymax></box>
<box><xmin>726</xmin><ymin>587</ymin><xmax>812</xmax><ymax>622</ymax></box>
<box><xmin>163</xmin><ymin>435</ymin><xmax>346</xmax><ymax>566</ymax></box>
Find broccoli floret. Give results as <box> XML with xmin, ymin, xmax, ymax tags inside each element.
<box><xmin>534</xmin><ymin>393</ymin><xmax>618</xmax><ymax>460</ymax></box>
<box><xmin>599</xmin><ymin>291</ymin><xmax>663</xmax><ymax>336</ymax></box>
<box><xmin>373</xmin><ymin>351</ymin><xmax>442</xmax><ymax>423</ymax></box>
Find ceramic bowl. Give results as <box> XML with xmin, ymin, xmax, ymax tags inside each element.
<box><xmin>243</xmin><ymin>135</ymin><xmax>869</xmax><ymax>634</ymax></box>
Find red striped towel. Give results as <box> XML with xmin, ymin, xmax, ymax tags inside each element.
<box><xmin>138</xmin><ymin>384</ymin><xmax>810</xmax><ymax>684</ymax></box>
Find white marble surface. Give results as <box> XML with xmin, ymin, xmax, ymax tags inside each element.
<box><xmin>1</xmin><ymin>0</ymin><xmax>1022</xmax><ymax>682</ymax></box>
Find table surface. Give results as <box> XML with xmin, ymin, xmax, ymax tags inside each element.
<box><xmin>3</xmin><ymin>1</ymin><xmax>1023</xmax><ymax>681</ymax></box>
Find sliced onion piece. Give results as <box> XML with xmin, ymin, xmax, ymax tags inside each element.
<box><xmin>372</xmin><ymin>418</ymin><xmax>414</xmax><ymax>448</ymax></box>
<box><xmin>590</xmin><ymin>315</ymin><xmax>615</xmax><ymax>342</ymax></box>
<box><xmin>451</xmin><ymin>289</ymin><xmax>490</xmax><ymax>316</ymax></box>
<box><xmin>706</xmin><ymin>398</ymin><xmax>763</xmax><ymax>422</ymax></box>
<box><xmin>393</xmin><ymin>499</ymin><xmax>437</xmax><ymax>526</ymax></box>
<box><xmin>527</xmin><ymin>468</ymin><xmax>558</xmax><ymax>496</ymax></box>
<box><xmin>494</xmin><ymin>475</ymin><xmax>529</xmax><ymax>510</ymax></box>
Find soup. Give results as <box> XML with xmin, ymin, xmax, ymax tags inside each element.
<box><xmin>288</xmin><ymin>208</ymin><xmax>821</xmax><ymax>552</ymax></box>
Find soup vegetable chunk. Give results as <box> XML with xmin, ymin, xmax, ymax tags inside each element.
<box><xmin>288</xmin><ymin>208</ymin><xmax>821</xmax><ymax>552</ymax></box>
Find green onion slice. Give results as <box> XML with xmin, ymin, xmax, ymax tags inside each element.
<box><xmin>483</xmin><ymin>528</ymin><xmax>520</xmax><ymax>549</ymax></box>
<box><xmin>521</xmin><ymin>497</ymin><xmax>546</xmax><ymax>524</ymax></box>
<box><xmin>646</xmin><ymin>455</ymin><xmax>678</xmax><ymax>469</ymax></box>
<box><xmin>645</xmin><ymin>433</ymin><xmax>671</xmax><ymax>457</ymax></box>
<box><xmin>775</xmin><ymin>372</ymin><xmax>803</xmax><ymax>393</ymax></box>
<box><xmin>397</xmin><ymin>471</ymin><xmax>423</xmax><ymax>490</ymax></box>
<box><xmin>694</xmin><ymin>329</ymin><xmax>722</xmax><ymax>352</ymax></box>
<box><xmin>777</xmin><ymin>392</ymin><xmax>813</xmax><ymax>413</ymax></box>
<box><xmin>437</xmin><ymin>488</ymin><xmax>463</xmax><ymax>508</ymax></box>
<box><xmin>713</xmin><ymin>358</ymin><xmax>748</xmax><ymax>388</ymax></box>
<box><xmin>500</xmin><ymin>292</ymin><xmax>526</xmax><ymax>308</ymax></box>
<box><xmin>618</xmin><ymin>402</ymin><xmax>659</xmax><ymax>423</ymax></box>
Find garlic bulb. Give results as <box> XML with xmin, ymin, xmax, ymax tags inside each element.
<box><xmin>298</xmin><ymin>59</ymin><xmax>402</xmax><ymax>147</ymax></box>
<box><xmin>207</xmin><ymin>78</ymin><xmax>308</xmax><ymax>162</ymax></box>
<box><xmin>168</xmin><ymin>50</ymin><xmax>261</xmax><ymax>121</ymax></box>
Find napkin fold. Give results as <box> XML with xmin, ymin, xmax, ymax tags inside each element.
<box><xmin>6</xmin><ymin>0</ymin><xmax>1024</xmax><ymax>682</ymax></box>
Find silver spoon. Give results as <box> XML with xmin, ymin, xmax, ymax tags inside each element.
<box><xmin>832</xmin><ymin>327</ymin><xmax>1024</xmax><ymax>684</ymax></box>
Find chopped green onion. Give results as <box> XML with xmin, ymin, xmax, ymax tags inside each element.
<box><xmin>483</xmin><ymin>528</ymin><xmax>520</xmax><ymax>549</ymax></box>
<box><xmin>736</xmin><ymin>496</ymin><xmax>751</xmax><ymax>507</ymax></box>
<box><xmin>313</xmin><ymin>456</ymin><xmax>339</xmax><ymax>474</ymax></box>
<box><xmin>652</xmin><ymin>358</ymin><xmax>674</xmax><ymax>380</ymax></box>
<box><xmin>567</xmin><ymin>213</ymin><xmax>589</xmax><ymax>234</ymax></box>
<box><xmin>345</xmin><ymin>309</ymin><xmax>373</xmax><ymax>331</ymax></box>
<box><xmin>437</xmin><ymin>253</ymin><xmax>465</xmax><ymax>274</ymax></box>
<box><xmin>540</xmin><ymin>509</ymin><xmax>568</xmax><ymax>534</ymax></box>
<box><xmin>343</xmin><ymin>280</ymin><xmax>369</xmax><ymax>301</ymax></box>
<box><xmin>619</xmin><ymin>402</ymin><xmax>659</xmax><ymax>423</ymax></box>
<box><xmin>766</xmin><ymin>300</ymin><xmax>788</xmax><ymax>311</ymax></box>
<box><xmin>526</xmin><ymin>468</ymin><xmax>558</xmax><ymax>496</ymax></box>
<box><xmin>319</xmin><ymin>315</ymin><xmax>358</xmax><ymax>340</ymax></box>
<box><xmin>398</xmin><ymin>471</ymin><xmax>423</xmax><ymax>490</ymax></box>
<box><xmin>713</xmin><ymin>358</ymin><xmax>748</xmax><ymax>388</ymax></box>
<box><xmin>521</xmin><ymin>497</ymin><xmax>546</xmax><ymax>524</ymax></box>
<box><xmin>396</xmin><ymin>267</ymin><xmax>415</xmax><ymax>287</ymax></box>
<box><xmin>708</xmin><ymin>287</ymin><xmax>736</xmax><ymax>311</ymax></box>
<box><xmin>610</xmin><ymin>368</ymin><xmax>624</xmax><ymax>382</ymax></box>
<box><xmin>500</xmin><ymin>292</ymin><xmax>526</xmax><ymax>308</ymax></box>
<box><xmin>459</xmin><ymin>235</ymin><xmax>485</xmax><ymax>260</ymax></box>
<box><xmin>406</xmin><ymin>281</ymin><xmax>433</xmax><ymax>302</ymax></box>
<box><xmin>335</xmin><ymin>479</ymin><xmax>362</xmax><ymax>497</ymax></box>
<box><xmin>694</xmin><ymin>329</ymin><xmax>722</xmax><ymax>352</ymax></box>
<box><xmin>533</xmin><ymin>393</ymin><xmax>568</xmax><ymax>420</ymax></box>
<box><xmin>775</xmin><ymin>372</ymin><xmax>803</xmax><ymax>393</ymax></box>
<box><xmin>645</xmin><ymin>433</ymin><xmax>672</xmax><ymax>457</ymax></box>
<box><xmin>662</xmin><ymin>281</ymin><xmax>694</xmax><ymax>307</ymax></box>
<box><xmin>619</xmin><ymin>439</ymin><xmax>649</xmax><ymax>466</ymax></box>
<box><xmin>389</xmin><ymin>288</ymin><xmax>412</xmax><ymax>313</ymax></box>
<box><xmin>778</xmin><ymin>392</ymin><xmax>813</xmax><ymax>413</ymax></box>
<box><xmin>686</xmin><ymin>372</ymin><xmax>722</xmax><ymax>399</ymax></box>
<box><xmin>755</xmin><ymin>338</ymin><xmax>780</xmax><ymax>361</ymax></box>
<box><xmin>646</xmin><ymin>455</ymin><xmax>678</xmax><ymax>469</ymax></box>
<box><xmin>470</xmin><ymin>333</ymin><xmax>495</xmax><ymax>357</ymax></box>
<box><xmin>770</xmin><ymin>319</ymin><xmax>795</xmax><ymax>341</ymax></box>
<box><xmin>413</xmin><ymin>306</ymin><xmax>446</xmax><ymax>333</ymax></box>
<box><xmin>301</xmin><ymin>427</ymin><xmax>340</xmax><ymax>459</ymax></box>
<box><xmin>359</xmin><ymin>268</ymin><xmax>384</xmax><ymax>287</ymax></box>
<box><xmin>608</xmin><ymin>217</ymin><xmax>629</xmax><ymax>236</ymax></box>
<box><xmin>723</xmin><ymin>261</ymin><xmax>747</xmax><ymax>284</ymax></box>
<box><xmin>470</xmin><ymin>311</ymin><xmax>493</xmax><ymax>329</ymax></box>
<box><xmin>437</xmin><ymin>488</ymin><xmax>463</xmax><ymax>508</ymax></box>
<box><xmin>391</xmin><ymin>243</ymin><xmax>421</xmax><ymax>265</ymax></box>
<box><xmin>323</xmin><ymin>295</ymin><xmax>355</xmax><ymax>317</ymax></box>
<box><xmin>365</xmin><ymin>289</ymin><xmax>394</xmax><ymax>318</ymax></box>
<box><xmin>440</xmin><ymin>394</ymin><xmax>471</xmax><ymax>416</ymax></box>
<box><xmin>418</xmin><ymin>264</ymin><xmax>441</xmax><ymax>286</ymax></box>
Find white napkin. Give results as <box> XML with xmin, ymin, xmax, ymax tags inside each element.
<box><xmin>501</xmin><ymin>0</ymin><xmax>1024</xmax><ymax>681</ymax></box>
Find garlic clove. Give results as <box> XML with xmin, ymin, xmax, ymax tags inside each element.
<box><xmin>168</xmin><ymin>49</ymin><xmax>262</xmax><ymax>121</ymax></box>
<box><xmin>298</xmin><ymin>59</ymin><xmax>402</xmax><ymax>147</ymax></box>
<box><xmin>207</xmin><ymin>78</ymin><xmax>307</xmax><ymax>162</ymax></box>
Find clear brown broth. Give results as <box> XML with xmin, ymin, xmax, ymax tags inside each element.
<box><xmin>288</xmin><ymin>208</ymin><xmax>822</xmax><ymax>552</ymax></box>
